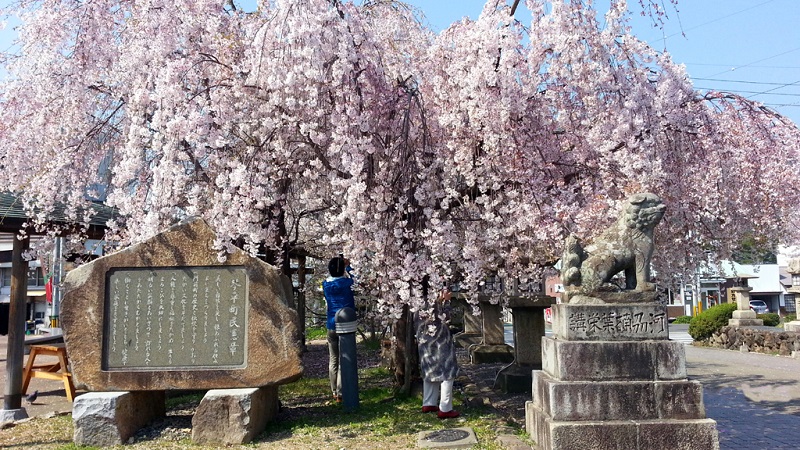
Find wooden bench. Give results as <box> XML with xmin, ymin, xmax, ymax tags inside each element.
<box><xmin>22</xmin><ymin>343</ymin><xmax>76</xmax><ymax>401</ymax></box>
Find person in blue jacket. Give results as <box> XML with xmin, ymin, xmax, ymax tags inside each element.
<box><xmin>322</xmin><ymin>255</ymin><xmax>355</xmax><ymax>402</ymax></box>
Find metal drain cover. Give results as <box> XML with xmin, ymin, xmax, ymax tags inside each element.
<box><xmin>424</xmin><ymin>429</ymin><xmax>470</xmax><ymax>442</ymax></box>
<box><xmin>417</xmin><ymin>427</ymin><xmax>478</xmax><ymax>449</ymax></box>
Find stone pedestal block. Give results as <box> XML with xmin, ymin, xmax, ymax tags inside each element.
<box><xmin>533</xmin><ymin>371</ymin><xmax>706</xmax><ymax>421</ymax></box>
<box><xmin>495</xmin><ymin>295</ymin><xmax>557</xmax><ymax>392</ymax></box>
<box><xmin>507</xmin><ymin>295</ymin><xmax>556</xmax><ymax>366</ymax></box>
<box><xmin>479</xmin><ymin>299</ymin><xmax>506</xmax><ymax>345</ymax></box>
<box><xmin>732</xmin><ymin>309</ymin><xmax>757</xmax><ymax>319</ymax></box>
<box><xmin>785</xmin><ymin>321</ymin><xmax>800</xmax><ymax>332</ymax></box>
<box><xmin>469</xmin><ymin>344</ymin><xmax>514</xmax><ymax>364</ymax></box>
<box><xmin>730</xmin><ymin>286</ymin><xmax>753</xmax><ymax>311</ymax></box>
<box><xmin>551</xmin><ymin>303</ymin><xmax>669</xmax><ymax>341</ymax></box>
<box><xmin>468</xmin><ymin>297</ymin><xmax>513</xmax><ymax>363</ymax></box>
<box><xmin>453</xmin><ymin>297</ymin><xmax>482</xmax><ymax>348</ymax></box>
<box><xmin>728</xmin><ymin>287</ymin><xmax>762</xmax><ymax>326</ymax></box>
<box><xmin>494</xmin><ymin>364</ymin><xmax>537</xmax><ymax>394</ymax></box>
<box><xmin>541</xmin><ymin>337</ymin><xmax>686</xmax><ymax>381</ymax></box>
<box><xmin>728</xmin><ymin>318</ymin><xmax>764</xmax><ymax>326</ymax></box>
<box><xmin>73</xmin><ymin>391</ymin><xmax>166</xmax><ymax>447</ymax></box>
<box><xmin>0</xmin><ymin>408</ymin><xmax>28</xmax><ymax>424</ymax></box>
<box><xmin>192</xmin><ymin>386</ymin><xmax>279</xmax><ymax>445</ymax></box>
<box><xmin>527</xmin><ymin>401</ymin><xmax>719</xmax><ymax>450</ymax></box>
<box><xmin>454</xmin><ymin>332</ymin><xmax>483</xmax><ymax>348</ymax></box>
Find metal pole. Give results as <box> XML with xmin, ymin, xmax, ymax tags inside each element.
<box><xmin>4</xmin><ymin>235</ymin><xmax>30</xmax><ymax>411</ymax></box>
<box><xmin>50</xmin><ymin>236</ymin><xmax>64</xmax><ymax>328</ymax></box>
<box><xmin>297</xmin><ymin>254</ymin><xmax>306</xmax><ymax>352</ymax></box>
<box><xmin>335</xmin><ymin>307</ymin><xmax>359</xmax><ymax>411</ymax></box>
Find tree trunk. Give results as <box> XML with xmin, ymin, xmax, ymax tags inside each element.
<box><xmin>392</xmin><ymin>305</ymin><xmax>418</xmax><ymax>395</ymax></box>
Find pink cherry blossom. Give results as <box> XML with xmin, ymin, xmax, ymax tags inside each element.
<box><xmin>0</xmin><ymin>0</ymin><xmax>798</xmax><ymax>319</ymax></box>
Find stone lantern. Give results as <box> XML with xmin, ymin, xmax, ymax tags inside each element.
<box><xmin>784</xmin><ymin>260</ymin><xmax>800</xmax><ymax>332</ymax></box>
<box><xmin>727</xmin><ymin>273</ymin><xmax>763</xmax><ymax>327</ymax></box>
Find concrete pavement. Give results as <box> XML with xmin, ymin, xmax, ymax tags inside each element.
<box><xmin>0</xmin><ymin>334</ymin><xmax>77</xmax><ymax>420</ymax></box>
<box><xmin>686</xmin><ymin>345</ymin><xmax>800</xmax><ymax>449</ymax></box>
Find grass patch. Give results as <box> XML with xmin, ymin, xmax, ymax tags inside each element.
<box><xmin>306</xmin><ymin>325</ymin><xmax>327</xmax><ymax>341</ymax></box>
<box><xmin>0</xmin><ymin>414</ymin><xmax>73</xmax><ymax>450</ymax></box>
<box><xmin>165</xmin><ymin>390</ymin><xmax>206</xmax><ymax>409</ymax></box>
<box><xmin>265</xmin><ymin>365</ymin><xmax>512</xmax><ymax>449</ymax></box>
<box><xmin>3</xmin><ymin>345</ymin><xmax>518</xmax><ymax>449</ymax></box>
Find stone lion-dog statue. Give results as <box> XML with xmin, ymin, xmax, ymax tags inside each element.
<box><xmin>561</xmin><ymin>193</ymin><xmax>666</xmax><ymax>296</ymax></box>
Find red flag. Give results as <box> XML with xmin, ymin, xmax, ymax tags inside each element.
<box><xmin>45</xmin><ymin>278</ymin><xmax>53</xmax><ymax>303</ymax></box>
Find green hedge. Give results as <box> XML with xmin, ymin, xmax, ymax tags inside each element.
<box><xmin>757</xmin><ymin>313</ymin><xmax>780</xmax><ymax>327</ymax></box>
<box><xmin>672</xmin><ymin>315</ymin><xmax>692</xmax><ymax>324</ymax></box>
<box><xmin>784</xmin><ymin>313</ymin><xmax>797</xmax><ymax>323</ymax></box>
<box><xmin>688</xmin><ymin>303</ymin><xmax>737</xmax><ymax>341</ymax></box>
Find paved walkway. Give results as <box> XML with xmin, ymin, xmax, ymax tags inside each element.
<box><xmin>0</xmin><ymin>334</ymin><xmax>77</xmax><ymax>419</ymax></box>
<box><xmin>685</xmin><ymin>345</ymin><xmax>800</xmax><ymax>450</ymax></box>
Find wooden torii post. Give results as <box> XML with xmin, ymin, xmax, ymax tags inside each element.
<box><xmin>4</xmin><ymin>235</ymin><xmax>29</xmax><ymax>411</ymax></box>
<box><xmin>0</xmin><ymin>193</ymin><xmax>113</xmax><ymax>417</ymax></box>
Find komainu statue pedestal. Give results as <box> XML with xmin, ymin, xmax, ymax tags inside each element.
<box><xmin>525</xmin><ymin>302</ymin><xmax>719</xmax><ymax>450</ymax></box>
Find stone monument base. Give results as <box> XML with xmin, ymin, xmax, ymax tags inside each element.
<box><xmin>468</xmin><ymin>344</ymin><xmax>514</xmax><ymax>364</ymax></box>
<box><xmin>729</xmin><ymin>310</ymin><xmax>763</xmax><ymax>327</ymax></box>
<box><xmin>0</xmin><ymin>408</ymin><xmax>28</xmax><ymax>424</ymax></box>
<box><xmin>73</xmin><ymin>391</ymin><xmax>166</xmax><ymax>447</ymax></box>
<box><xmin>192</xmin><ymin>386</ymin><xmax>279</xmax><ymax>445</ymax></box>
<box><xmin>785</xmin><ymin>321</ymin><xmax>800</xmax><ymax>332</ymax></box>
<box><xmin>454</xmin><ymin>332</ymin><xmax>482</xmax><ymax>348</ymax></box>
<box><xmin>728</xmin><ymin>318</ymin><xmax>764</xmax><ymax>326</ymax></box>
<box><xmin>494</xmin><ymin>364</ymin><xmax>538</xmax><ymax>393</ymax></box>
<box><xmin>526</xmin><ymin>401</ymin><xmax>718</xmax><ymax>450</ymax></box>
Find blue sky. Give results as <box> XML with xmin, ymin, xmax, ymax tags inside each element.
<box><xmin>1</xmin><ymin>0</ymin><xmax>798</xmax><ymax>124</ymax></box>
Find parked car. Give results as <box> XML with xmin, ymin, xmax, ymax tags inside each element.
<box><xmin>749</xmin><ymin>300</ymin><xmax>769</xmax><ymax>314</ymax></box>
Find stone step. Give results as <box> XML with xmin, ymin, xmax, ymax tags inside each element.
<box><xmin>526</xmin><ymin>401</ymin><xmax>719</xmax><ymax>450</ymax></box>
<box><xmin>541</xmin><ymin>337</ymin><xmax>687</xmax><ymax>381</ymax></box>
<box><xmin>532</xmin><ymin>371</ymin><xmax>706</xmax><ymax>422</ymax></box>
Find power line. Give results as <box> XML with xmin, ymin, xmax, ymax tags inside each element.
<box><xmin>748</xmin><ymin>80</ymin><xmax>800</xmax><ymax>99</ymax></box>
<box><xmin>649</xmin><ymin>0</ymin><xmax>778</xmax><ymax>43</ymax></box>
<box><xmin>694</xmin><ymin>87</ymin><xmax>800</xmax><ymax>97</ymax></box>
<box><xmin>687</xmin><ymin>63</ymin><xmax>800</xmax><ymax>70</ymax></box>
<box><xmin>692</xmin><ymin>77</ymin><xmax>800</xmax><ymax>87</ymax></box>
<box><xmin>706</xmin><ymin>47</ymin><xmax>800</xmax><ymax>78</ymax></box>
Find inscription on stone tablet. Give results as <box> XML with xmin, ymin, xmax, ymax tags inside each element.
<box><xmin>104</xmin><ymin>267</ymin><xmax>248</xmax><ymax>370</ymax></box>
<box><xmin>567</xmin><ymin>310</ymin><xmax>666</xmax><ymax>334</ymax></box>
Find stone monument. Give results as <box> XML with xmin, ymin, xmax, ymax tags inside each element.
<box><xmin>526</xmin><ymin>193</ymin><xmax>719</xmax><ymax>450</ymax></box>
<box><xmin>494</xmin><ymin>279</ymin><xmax>556</xmax><ymax>393</ymax></box>
<box><xmin>784</xmin><ymin>260</ymin><xmax>800</xmax><ymax>333</ymax></box>
<box><xmin>453</xmin><ymin>294</ymin><xmax>483</xmax><ymax>348</ymax></box>
<box><xmin>61</xmin><ymin>218</ymin><xmax>303</xmax><ymax>446</ymax></box>
<box><xmin>727</xmin><ymin>276</ymin><xmax>763</xmax><ymax>327</ymax></box>
<box><xmin>469</xmin><ymin>294</ymin><xmax>515</xmax><ymax>364</ymax></box>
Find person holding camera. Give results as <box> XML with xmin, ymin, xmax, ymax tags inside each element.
<box><xmin>322</xmin><ymin>255</ymin><xmax>355</xmax><ymax>402</ymax></box>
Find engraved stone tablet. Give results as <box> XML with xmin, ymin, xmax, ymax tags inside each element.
<box><xmin>104</xmin><ymin>267</ymin><xmax>249</xmax><ymax>370</ymax></box>
<box><xmin>61</xmin><ymin>218</ymin><xmax>302</xmax><ymax>391</ymax></box>
<box><xmin>551</xmin><ymin>303</ymin><xmax>669</xmax><ymax>341</ymax></box>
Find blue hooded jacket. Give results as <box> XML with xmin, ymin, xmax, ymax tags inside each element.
<box><xmin>323</xmin><ymin>275</ymin><xmax>355</xmax><ymax>330</ymax></box>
